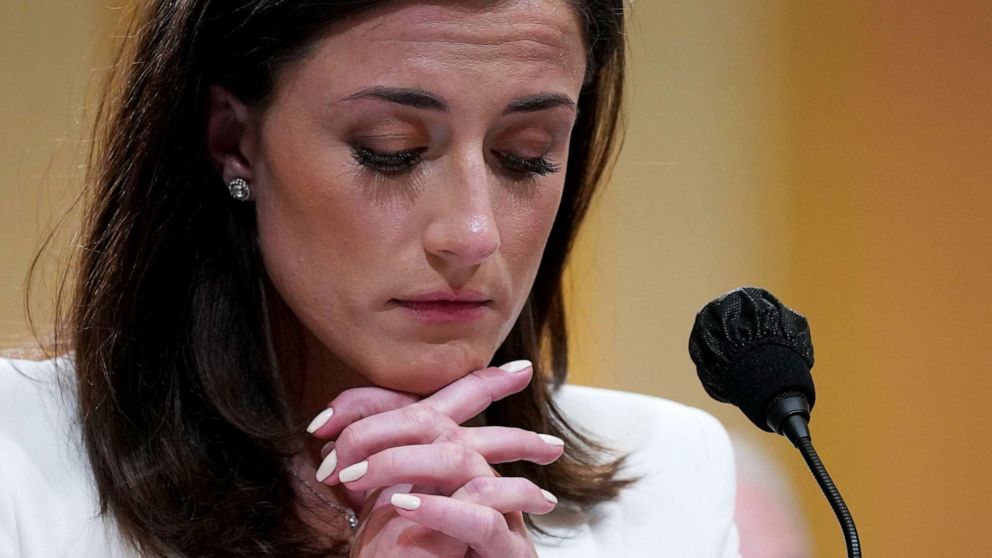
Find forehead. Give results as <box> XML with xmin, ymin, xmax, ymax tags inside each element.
<box><xmin>346</xmin><ymin>1</ymin><xmax>583</xmax><ymax>60</ymax></box>
<box><xmin>273</xmin><ymin>0</ymin><xmax>587</xmax><ymax>106</ymax></box>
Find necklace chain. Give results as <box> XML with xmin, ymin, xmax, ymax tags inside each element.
<box><xmin>291</xmin><ymin>468</ymin><xmax>359</xmax><ymax>530</ymax></box>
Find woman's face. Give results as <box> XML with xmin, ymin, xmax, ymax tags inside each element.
<box><xmin>231</xmin><ymin>1</ymin><xmax>586</xmax><ymax>394</ymax></box>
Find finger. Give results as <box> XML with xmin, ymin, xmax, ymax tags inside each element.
<box><xmin>450</xmin><ymin>476</ymin><xmax>558</xmax><ymax>515</ymax></box>
<box><xmin>334</xmin><ymin>443</ymin><xmax>495</xmax><ymax>494</ymax></box>
<box><xmin>319</xmin><ymin>402</ymin><xmax>457</xmax><ymax>484</ymax></box>
<box><xmin>306</xmin><ymin>359</ymin><xmax>531</xmax><ymax>439</ymax></box>
<box><xmin>389</xmin><ymin>493</ymin><xmax>532</xmax><ymax>558</ymax></box>
<box><xmin>306</xmin><ymin>387</ymin><xmax>419</xmax><ymax>439</ymax></box>
<box><xmin>321</xmin><ymin>424</ymin><xmax>563</xmax><ymax>486</ymax></box>
<box><xmin>320</xmin><ymin>392</ymin><xmax>564</xmax><ymax>483</ymax></box>
<box><xmin>434</xmin><ymin>426</ymin><xmax>565</xmax><ymax>466</ymax></box>
<box><xmin>421</xmin><ymin>360</ymin><xmax>533</xmax><ymax>424</ymax></box>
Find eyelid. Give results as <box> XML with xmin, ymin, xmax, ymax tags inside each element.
<box><xmin>352</xmin><ymin>131</ymin><xmax>423</xmax><ymax>141</ymax></box>
<box><xmin>350</xmin><ymin>133</ymin><xmax>427</xmax><ymax>153</ymax></box>
<box><xmin>347</xmin><ymin>116</ymin><xmax>430</xmax><ymax>146</ymax></box>
<box><xmin>349</xmin><ymin>141</ymin><xmax>562</xmax><ymax>180</ymax></box>
<box><xmin>508</xmin><ymin>141</ymin><xmax>555</xmax><ymax>159</ymax></box>
<box><xmin>497</xmin><ymin>116</ymin><xmax>572</xmax><ymax>142</ymax></box>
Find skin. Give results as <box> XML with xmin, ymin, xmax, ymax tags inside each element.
<box><xmin>207</xmin><ymin>1</ymin><xmax>587</xmax><ymax>555</ymax></box>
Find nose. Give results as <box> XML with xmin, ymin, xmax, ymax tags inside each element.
<box><xmin>422</xmin><ymin>159</ymin><xmax>501</xmax><ymax>268</ymax></box>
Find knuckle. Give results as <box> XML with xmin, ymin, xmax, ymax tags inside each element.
<box><xmin>440</xmin><ymin>442</ymin><xmax>475</xmax><ymax>471</ymax></box>
<box><xmin>461</xmin><ymin>477</ymin><xmax>498</xmax><ymax>503</ymax></box>
<box><xmin>435</xmin><ymin>427</ymin><xmax>464</xmax><ymax>444</ymax></box>
<box><xmin>335</xmin><ymin>422</ymin><xmax>363</xmax><ymax>453</ymax></box>
<box><xmin>407</xmin><ymin>402</ymin><xmax>438</xmax><ymax>429</ymax></box>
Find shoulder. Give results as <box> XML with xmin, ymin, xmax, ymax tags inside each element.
<box><xmin>0</xmin><ymin>355</ymin><xmax>73</xmax><ymax>456</ymax></box>
<box><xmin>552</xmin><ymin>384</ymin><xmax>735</xmax><ymax>469</ymax></box>
<box><xmin>535</xmin><ymin>385</ymin><xmax>740</xmax><ymax>558</ymax></box>
<box><xmin>0</xmin><ymin>356</ymin><xmax>134</xmax><ymax>556</ymax></box>
<box><xmin>552</xmin><ymin>384</ymin><xmax>729</xmax><ymax>438</ymax></box>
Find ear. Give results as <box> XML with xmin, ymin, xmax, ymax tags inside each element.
<box><xmin>205</xmin><ymin>84</ymin><xmax>256</xmax><ymax>184</ymax></box>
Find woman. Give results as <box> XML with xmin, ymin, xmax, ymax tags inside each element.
<box><xmin>0</xmin><ymin>1</ymin><xmax>739</xmax><ymax>556</ymax></box>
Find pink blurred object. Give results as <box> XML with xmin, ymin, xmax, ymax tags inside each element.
<box><xmin>732</xmin><ymin>433</ymin><xmax>812</xmax><ymax>558</ymax></box>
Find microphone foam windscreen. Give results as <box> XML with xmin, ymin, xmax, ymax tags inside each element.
<box><xmin>688</xmin><ymin>287</ymin><xmax>816</xmax><ymax>430</ymax></box>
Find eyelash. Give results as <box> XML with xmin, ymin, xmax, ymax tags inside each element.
<box><xmin>350</xmin><ymin>145</ymin><xmax>560</xmax><ymax>180</ymax></box>
<box><xmin>350</xmin><ymin>145</ymin><xmax>427</xmax><ymax>175</ymax></box>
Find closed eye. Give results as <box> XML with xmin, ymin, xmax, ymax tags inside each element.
<box><xmin>495</xmin><ymin>152</ymin><xmax>561</xmax><ymax>180</ymax></box>
<box><xmin>350</xmin><ymin>144</ymin><xmax>561</xmax><ymax>181</ymax></box>
<box><xmin>350</xmin><ymin>144</ymin><xmax>427</xmax><ymax>174</ymax></box>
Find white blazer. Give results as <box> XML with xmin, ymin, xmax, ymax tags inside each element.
<box><xmin>0</xmin><ymin>357</ymin><xmax>740</xmax><ymax>557</ymax></box>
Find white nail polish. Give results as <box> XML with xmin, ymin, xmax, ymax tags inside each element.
<box><xmin>315</xmin><ymin>449</ymin><xmax>337</xmax><ymax>482</ymax></box>
<box><xmin>499</xmin><ymin>360</ymin><xmax>532</xmax><ymax>373</ymax></box>
<box><xmin>539</xmin><ymin>434</ymin><xmax>565</xmax><ymax>447</ymax></box>
<box><xmin>320</xmin><ymin>441</ymin><xmax>335</xmax><ymax>458</ymax></box>
<box><xmin>541</xmin><ymin>489</ymin><xmax>559</xmax><ymax>505</ymax></box>
<box><xmin>391</xmin><ymin>493</ymin><xmax>421</xmax><ymax>510</ymax></box>
<box><xmin>338</xmin><ymin>461</ymin><xmax>369</xmax><ymax>483</ymax></box>
<box><xmin>306</xmin><ymin>408</ymin><xmax>334</xmax><ymax>433</ymax></box>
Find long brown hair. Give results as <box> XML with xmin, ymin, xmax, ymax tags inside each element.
<box><xmin>36</xmin><ymin>1</ymin><xmax>630</xmax><ymax>556</ymax></box>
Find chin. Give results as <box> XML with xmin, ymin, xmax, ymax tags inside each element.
<box><xmin>362</xmin><ymin>342</ymin><xmax>493</xmax><ymax>395</ymax></box>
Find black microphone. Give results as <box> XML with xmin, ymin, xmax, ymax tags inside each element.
<box><xmin>689</xmin><ymin>287</ymin><xmax>861</xmax><ymax>558</ymax></box>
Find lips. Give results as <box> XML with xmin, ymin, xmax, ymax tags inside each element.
<box><xmin>392</xmin><ymin>290</ymin><xmax>492</xmax><ymax>323</ymax></box>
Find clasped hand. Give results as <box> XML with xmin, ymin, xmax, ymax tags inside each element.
<box><xmin>306</xmin><ymin>360</ymin><xmax>563</xmax><ymax>557</ymax></box>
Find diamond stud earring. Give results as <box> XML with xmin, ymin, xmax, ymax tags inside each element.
<box><xmin>227</xmin><ymin>177</ymin><xmax>252</xmax><ymax>202</ymax></box>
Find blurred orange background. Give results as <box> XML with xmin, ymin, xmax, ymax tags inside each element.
<box><xmin>2</xmin><ymin>2</ymin><xmax>990</xmax><ymax>556</ymax></box>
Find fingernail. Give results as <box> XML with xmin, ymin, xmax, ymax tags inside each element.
<box><xmin>307</xmin><ymin>408</ymin><xmax>334</xmax><ymax>434</ymax></box>
<box><xmin>499</xmin><ymin>360</ymin><xmax>532</xmax><ymax>373</ymax></box>
<box><xmin>391</xmin><ymin>493</ymin><xmax>421</xmax><ymax>510</ymax></box>
<box><xmin>320</xmin><ymin>441</ymin><xmax>335</xmax><ymax>459</ymax></box>
<box><xmin>338</xmin><ymin>461</ymin><xmax>368</xmax><ymax>483</ymax></box>
<box><xmin>541</xmin><ymin>489</ymin><xmax>559</xmax><ymax>505</ymax></box>
<box><xmin>538</xmin><ymin>434</ymin><xmax>565</xmax><ymax>447</ymax></box>
<box><xmin>315</xmin><ymin>449</ymin><xmax>337</xmax><ymax>482</ymax></box>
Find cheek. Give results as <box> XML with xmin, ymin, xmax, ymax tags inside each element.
<box><xmin>255</xmin><ymin>168</ymin><xmax>355</xmax><ymax>293</ymax></box>
<box><xmin>502</xmin><ymin>182</ymin><xmax>565</xmax><ymax>278</ymax></box>
<box><xmin>253</xmin><ymin>170</ymin><xmax>421</xmax><ymax>386</ymax></box>
<box><xmin>253</xmin><ymin>134</ymin><xmax>407</xmax><ymax>288</ymax></box>
<box><xmin>251</xmin><ymin>144</ymin><xmax>396</xmax><ymax>339</ymax></box>
<box><xmin>487</xmin><ymin>180</ymin><xmax>565</xmax><ymax>351</ymax></box>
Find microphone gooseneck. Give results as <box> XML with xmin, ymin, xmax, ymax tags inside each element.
<box><xmin>797</xmin><ymin>438</ymin><xmax>862</xmax><ymax>558</ymax></box>
<box><xmin>689</xmin><ymin>287</ymin><xmax>861</xmax><ymax>558</ymax></box>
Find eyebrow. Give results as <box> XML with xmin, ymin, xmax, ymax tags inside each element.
<box><xmin>505</xmin><ymin>93</ymin><xmax>577</xmax><ymax>114</ymax></box>
<box><xmin>336</xmin><ymin>86</ymin><xmax>447</xmax><ymax>111</ymax></box>
<box><xmin>333</xmin><ymin>86</ymin><xmax>577</xmax><ymax>114</ymax></box>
